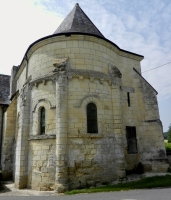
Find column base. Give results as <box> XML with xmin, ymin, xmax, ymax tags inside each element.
<box><xmin>15</xmin><ymin>175</ymin><xmax>28</xmax><ymax>189</ymax></box>
<box><xmin>55</xmin><ymin>183</ymin><xmax>68</xmax><ymax>193</ymax></box>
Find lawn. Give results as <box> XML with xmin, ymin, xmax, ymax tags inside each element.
<box><xmin>65</xmin><ymin>175</ymin><xmax>171</xmax><ymax>195</ymax></box>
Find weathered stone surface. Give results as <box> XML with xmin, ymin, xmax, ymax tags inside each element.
<box><xmin>0</xmin><ymin>74</ymin><xmax>10</xmax><ymax>104</ymax></box>
<box><xmin>28</xmin><ymin>139</ymin><xmax>56</xmax><ymax>190</ymax></box>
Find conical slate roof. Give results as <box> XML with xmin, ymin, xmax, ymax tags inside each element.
<box><xmin>54</xmin><ymin>3</ymin><xmax>104</xmax><ymax>38</ymax></box>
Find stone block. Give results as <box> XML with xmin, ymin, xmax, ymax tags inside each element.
<box><xmin>143</xmin><ymin>164</ymin><xmax>152</xmax><ymax>172</ymax></box>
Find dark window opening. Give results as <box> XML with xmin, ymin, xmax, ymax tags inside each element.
<box><xmin>126</xmin><ymin>126</ymin><xmax>137</xmax><ymax>154</ymax></box>
<box><xmin>87</xmin><ymin>103</ymin><xmax>98</xmax><ymax>133</ymax></box>
<box><xmin>127</xmin><ymin>92</ymin><xmax>130</xmax><ymax>107</ymax></box>
<box><xmin>40</xmin><ymin>107</ymin><xmax>45</xmax><ymax>135</ymax></box>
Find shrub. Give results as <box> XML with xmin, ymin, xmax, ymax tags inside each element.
<box><xmin>163</xmin><ymin>132</ymin><xmax>168</xmax><ymax>139</ymax></box>
<box><xmin>167</xmin><ymin>124</ymin><xmax>171</xmax><ymax>143</ymax></box>
<box><xmin>165</xmin><ymin>142</ymin><xmax>171</xmax><ymax>152</ymax></box>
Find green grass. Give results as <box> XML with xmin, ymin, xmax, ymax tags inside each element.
<box><xmin>65</xmin><ymin>175</ymin><xmax>171</xmax><ymax>195</ymax></box>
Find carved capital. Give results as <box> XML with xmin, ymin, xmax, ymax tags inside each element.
<box><xmin>53</xmin><ymin>57</ymin><xmax>69</xmax><ymax>73</ymax></box>
<box><xmin>20</xmin><ymin>84</ymin><xmax>29</xmax><ymax>106</ymax></box>
<box><xmin>79</xmin><ymin>76</ymin><xmax>83</xmax><ymax>79</ymax></box>
<box><xmin>34</xmin><ymin>82</ymin><xmax>38</xmax><ymax>87</ymax></box>
<box><xmin>99</xmin><ymin>79</ymin><xmax>104</xmax><ymax>84</ymax></box>
<box><xmin>109</xmin><ymin>64</ymin><xmax>122</xmax><ymax>79</ymax></box>
<box><xmin>90</xmin><ymin>77</ymin><xmax>94</xmax><ymax>82</ymax></box>
<box><xmin>42</xmin><ymin>79</ymin><xmax>46</xmax><ymax>85</ymax></box>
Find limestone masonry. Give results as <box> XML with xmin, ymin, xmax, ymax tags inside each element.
<box><xmin>0</xmin><ymin>3</ymin><xmax>168</xmax><ymax>192</ymax></box>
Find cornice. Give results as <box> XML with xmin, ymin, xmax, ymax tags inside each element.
<box><xmin>28</xmin><ymin>134</ymin><xmax>56</xmax><ymax>140</ymax></box>
<box><xmin>68</xmin><ymin>69</ymin><xmax>111</xmax><ymax>85</ymax></box>
<box><xmin>28</xmin><ymin>69</ymin><xmax>114</xmax><ymax>88</ymax></box>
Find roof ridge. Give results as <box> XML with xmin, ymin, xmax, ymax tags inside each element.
<box><xmin>54</xmin><ymin>4</ymin><xmax>76</xmax><ymax>33</ymax></box>
<box><xmin>133</xmin><ymin>68</ymin><xmax>158</xmax><ymax>94</ymax></box>
<box><xmin>73</xmin><ymin>3</ymin><xmax>104</xmax><ymax>37</ymax></box>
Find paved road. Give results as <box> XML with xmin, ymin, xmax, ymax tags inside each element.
<box><xmin>1</xmin><ymin>187</ymin><xmax>171</xmax><ymax>200</ymax></box>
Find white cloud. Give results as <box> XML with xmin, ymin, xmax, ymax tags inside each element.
<box><xmin>0</xmin><ymin>0</ymin><xmax>63</xmax><ymax>75</ymax></box>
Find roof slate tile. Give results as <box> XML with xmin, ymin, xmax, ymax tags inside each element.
<box><xmin>54</xmin><ymin>3</ymin><xmax>104</xmax><ymax>38</ymax></box>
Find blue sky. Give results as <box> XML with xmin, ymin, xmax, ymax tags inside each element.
<box><xmin>0</xmin><ymin>0</ymin><xmax>170</xmax><ymax>131</ymax></box>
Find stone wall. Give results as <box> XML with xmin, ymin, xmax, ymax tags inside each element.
<box><xmin>28</xmin><ymin>138</ymin><xmax>56</xmax><ymax>190</ymax></box>
<box><xmin>68</xmin><ymin>136</ymin><xmax>121</xmax><ymax>189</ymax></box>
<box><xmin>66</xmin><ymin>69</ymin><xmax>126</xmax><ymax>188</ymax></box>
<box><xmin>1</xmin><ymin>98</ymin><xmax>17</xmax><ymax>180</ymax></box>
<box><xmin>16</xmin><ymin>65</ymin><xmax>26</xmax><ymax>92</ymax></box>
<box><xmin>14</xmin><ymin>35</ymin><xmax>142</xmax><ymax>90</ymax></box>
<box><xmin>31</xmin><ymin>80</ymin><xmax>56</xmax><ymax>136</ymax></box>
<box><xmin>68</xmin><ymin>77</ymin><xmax>113</xmax><ymax>136</ymax></box>
<box><xmin>132</xmin><ymin>70</ymin><xmax>168</xmax><ymax>171</ymax></box>
<box><xmin>10</xmin><ymin>66</ymin><xmax>18</xmax><ymax>98</ymax></box>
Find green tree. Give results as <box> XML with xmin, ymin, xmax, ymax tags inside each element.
<box><xmin>163</xmin><ymin>132</ymin><xmax>168</xmax><ymax>139</ymax></box>
<box><xmin>167</xmin><ymin>124</ymin><xmax>171</xmax><ymax>143</ymax></box>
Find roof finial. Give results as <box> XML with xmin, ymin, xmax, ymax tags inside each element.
<box><xmin>76</xmin><ymin>3</ymin><xmax>79</xmax><ymax>6</ymax></box>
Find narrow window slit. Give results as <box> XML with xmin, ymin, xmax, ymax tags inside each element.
<box><xmin>127</xmin><ymin>92</ymin><xmax>130</xmax><ymax>107</ymax></box>
<box><xmin>40</xmin><ymin>107</ymin><xmax>45</xmax><ymax>135</ymax></box>
<box><xmin>87</xmin><ymin>103</ymin><xmax>98</xmax><ymax>133</ymax></box>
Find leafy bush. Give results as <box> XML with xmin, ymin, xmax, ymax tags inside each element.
<box><xmin>167</xmin><ymin>124</ymin><xmax>171</xmax><ymax>143</ymax></box>
<box><xmin>163</xmin><ymin>132</ymin><xmax>168</xmax><ymax>139</ymax></box>
<box><xmin>165</xmin><ymin>142</ymin><xmax>171</xmax><ymax>152</ymax></box>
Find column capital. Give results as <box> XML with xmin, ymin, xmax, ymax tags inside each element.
<box><xmin>53</xmin><ymin>57</ymin><xmax>69</xmax><ymax>73</ymax></box>
<box><xmin>20</xmin><ymin>84</ymin><xmax>30</xmax><ymax>106</ymax></box>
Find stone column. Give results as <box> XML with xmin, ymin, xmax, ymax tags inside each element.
<box><xmin>15</xmin><ymin>84</ymin><xmax>30</xmax><ymax>188</ymax></box>
<box><xmin>109</xmin><ymin>65</ymin><xmax>125</xmax><ymax>178</ymax></box>
<box><xmin>54</xmin><ymin>58</ymin><xmax>68</xmax><ymax>193</ymax></box>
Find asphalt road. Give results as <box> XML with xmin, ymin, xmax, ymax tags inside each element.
<box><xmin>1</xmin><ymin>188</ymin><xmax>171</xmax><ymax>200</ymax></box>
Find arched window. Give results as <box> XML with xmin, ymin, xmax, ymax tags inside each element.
<box><xmin>40</xmin><ymin>107</ymin><xmax>45</xmax><ymax>135</ymax></box>
<box><xmin>87</xmin><ymin>103</ymin><xmax>98</xmax><ymax>133</ymax></box>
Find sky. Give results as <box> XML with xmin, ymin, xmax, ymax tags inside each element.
<box><xmin>0</xmin><ymin>0</ymin><xmax>170</xmax><ymax>132</ymax></box>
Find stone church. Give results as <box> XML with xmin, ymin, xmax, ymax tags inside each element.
<box><xmin>0</xmin><ymin>3</ymin><xmax>168</xmax><ymax>192</ymax></box>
